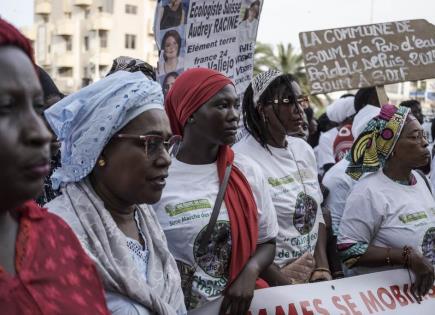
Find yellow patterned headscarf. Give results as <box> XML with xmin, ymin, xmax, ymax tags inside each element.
<box><xmin>346</xmin><ymin>105</ymin><xmax>410</xmax><ymax>180</ymax></box>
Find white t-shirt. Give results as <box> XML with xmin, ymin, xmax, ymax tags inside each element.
<box><xmin>322</xmin><ymin>158</ymin><xmax>355</xmax><ymax>235</ymax></box>
<box><xmin>338</xmin><ymin>169</ymin><xmax>435</xmax><ymax>275</ymax></box>
<box><xmin>154</xmin><ymin>153</ymin><xmax>278</xmax><ymax>309</ymax></box>
<box><xmin>315</xmin><ymin>128</ymin><xmax>338</xmax><ymax>175</ymax></box>
<box><xmin>233</xmin><ymin>135</ymin><xmax>324</xmax><ymax>268</ymax></box>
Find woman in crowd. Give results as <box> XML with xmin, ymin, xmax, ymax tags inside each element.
<box><xmin>159</xmin><ymin>30</ymin><xmax>182</xmax><ymax>75</ymax></box>
<box><xmin>44</xmin><ymin>70</ymin><xmax>186</xmax><ymax>315</ymax></box>
<box><xmin>338</xmin><ymin>105</ymin><xmax>435</xmax><ymax>301</ymax></box>
<box><xmin>35</xmin><ymin>66</ymin><xmax>64</xmax><ymax>205</ymax></box>
<box><xmin>154</xmin><ymin>68</ymin><xmax>278</xmax><ymax>314</ymax></box>
<box><xmin>163</xmin><ymin>71</ymin><xmax>179</xmax><ymax>96</ymax></box>
<box><xmin>304</xmin><ymin>106</ymin><xmax>318</xmax><ymax>147</ymax></box>
<box><xmin>234</xmin><ymin>69</ymin><xmax>330</xmax><ymax>285</ymax></box>
<box><xmin>159</xmin><ymin>0</ymin><xmax>185</xmax><ymax>30</ymax></box>
<box><xmin>0</xmin><ymin>18</ymin><xmax>110</xmax><ymax>314</ymax></box>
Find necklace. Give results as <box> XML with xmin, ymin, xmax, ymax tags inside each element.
<box><xmin>287</xmin><ymin>141</ymin><xmax>312</xmax><ymax>250</ymax></box>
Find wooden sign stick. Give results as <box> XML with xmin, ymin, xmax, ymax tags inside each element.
<box><xmin>376</xmin><ymin>85</ymin><xmax>389</xmax><ymax>106</ymax></box>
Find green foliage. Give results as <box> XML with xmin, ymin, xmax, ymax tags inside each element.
<box><xmin>254</xmin><ymin>42</ymin><xmax>326</xmax><ymax>107</ymax></box>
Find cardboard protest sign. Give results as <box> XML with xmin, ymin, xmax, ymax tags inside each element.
<box><xmin>299</xmin><ymin>19</ymin><xmax>435</xmax><ymax>94</ymax></box>
<box><xmin>154</xmin><ymin>0</ymin><xmax>263</xmax><ymax>95</ymax></box>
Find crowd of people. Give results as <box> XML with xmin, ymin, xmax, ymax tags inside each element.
<box><xmin>1</xmin><ymin>17</ymin><xmax>434</xmax><ymax>315</ymax></box>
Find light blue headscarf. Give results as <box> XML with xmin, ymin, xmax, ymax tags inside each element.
<box><xmin>45</xmin><ymin>70</ymin><xmax>164</xmax><ymax>189</ymax></box>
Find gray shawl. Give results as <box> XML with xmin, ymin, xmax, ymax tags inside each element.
<box><xmin>45</xmin><ymin>179</ymin><xmax>185</xmax><ymax>315</ymax></box>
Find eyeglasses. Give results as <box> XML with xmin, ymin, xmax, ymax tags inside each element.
<box><xmin>405</xmin><ymin>130</ymin><xmax>428</xmax><ymax>144</ymax></box>
<box><xmin>115</xmin><ymin>134</ymin><xmax>181</xmax><ymax>158</ymax></box>
<box><xmin>267</xmin><ymin>95</ymin><xmax>310</xmax><ymax>109</ymax></box>
<box><xmin>296</xmin><ymin>96</ymin><xmax>310</xmax><ymax>109</ymax></box>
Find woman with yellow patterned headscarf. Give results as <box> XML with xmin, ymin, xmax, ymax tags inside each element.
<box><xmin>338</xmin><ymin>104</ymin><xmax>435</xmax><ymax>302</ymax></box>
<box><xmin>346</xmin><ymin>104</ymin><xmax>410</xmax><ymax>179</ymax></box>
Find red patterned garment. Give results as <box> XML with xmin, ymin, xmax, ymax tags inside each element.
<box><xmin>0</xmin><ymin>201</ymin><xmax>110</xmax><ymax>315</ymax></box>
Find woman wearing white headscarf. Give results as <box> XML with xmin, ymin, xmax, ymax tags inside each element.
<box><xmin>44</xmin><ymin>71</ymin><xmax>186</xmax><ymax>315</ymax></box>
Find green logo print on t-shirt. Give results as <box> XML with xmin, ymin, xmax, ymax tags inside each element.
<box><xmin>165</xmin><ymin>199</ymin><xmax>212</xmax><ymax>216</ymax></box>
<box><xmin>399</xmin><ymin>211</ymin><xmax>428</xmax><ymax>224</ymax></box>
<box><xmin>268</xmin><ymin>175</ymin><xmax>294</xmax><ymax>187</ymax></box>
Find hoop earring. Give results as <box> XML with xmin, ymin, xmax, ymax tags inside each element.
<box><xmin>98</xmin><ymin>159</ymin><xmax>106</xmax><ymax>167</ymax></box>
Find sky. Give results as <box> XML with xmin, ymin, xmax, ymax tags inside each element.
<box><xmin>1</xmin><ymin>0</ymin><xmax>434</xmax><ymax>50</ymax></box>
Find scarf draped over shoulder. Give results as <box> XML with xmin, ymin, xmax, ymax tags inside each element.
<box><xmin>45</xmin><ymin>179</ymin><xmax>186</xmax><ymax>315</ymax></box>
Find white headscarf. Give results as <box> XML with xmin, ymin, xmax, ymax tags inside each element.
<box><xmin>45</xmin><ymin>71</ymin><xmax>163</xmax><ymax>189</ymax></box>
<box><xmin>326</xmin><ymin>96</ymin><xmax>356</xmax><ymax>123</ymax></box>
<box><xmin>252</xmin><ymin>69</ymin><xmax>283</xmax><ymax>105</ymax></box>
<box><xmin>351</xmin><ymin>105</ymin><xmax>381</xmax><ymax>139</ymax></box>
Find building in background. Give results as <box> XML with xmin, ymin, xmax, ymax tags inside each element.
<box><xmin>21</xmin><ymin>0</ymin><xmax>158</xmax><ymax>93</ymax></box>
<box><xmin>385</xmin><ymin>80</ymin><xmax>435</xmax><ymax>118</ymax></box>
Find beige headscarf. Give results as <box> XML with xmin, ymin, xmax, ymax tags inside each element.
<box><xmin>45</xmin><ymin>179</ymin><xmax>185</xmax><ymax>315</ymax></box>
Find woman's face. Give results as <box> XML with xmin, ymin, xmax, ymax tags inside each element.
<box><xmin>164</xmin><ymin>75</ymin><xmax>177</xmax><ymax>95</ymax></box>
<box><xmin>164</xmin><ymin>36</ymin><xmax>179</xmax><ymax>60</ymax></box>
<box><xmin>260</xmin><ymin>81</ymin><xmax>305</xmax><ymax>136</ymax></box>
<box><xmin>393</xmin><ymin>117</ymin><xmax>430</xmax><ymax>169</ymax></box>
<box><xmin>188</xmin><ymin>84</ymin><xmax>239</xmax><ymax>146</ymax></box>
<box><xmin>94</xmin><ymin>109</ymin><xmax>172</xmax><ymax>205</ymax></box>
<box><xmin>170</xmin><ymin>0</ymin><xmax>181</xmax><ymax>6</ymax></box>
<box><xmin>42</xmin><ymin>94</ymin><xmax>63</xmax><ymax>157</ymax></box>
<box><xmin>0</xmin><ymin>47</ymin><xmax>51</xmax><ymax>211</ymax></box>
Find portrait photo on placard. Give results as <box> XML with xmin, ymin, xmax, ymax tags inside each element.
<box><xmin>238</xmin><ymin>0</ymin><xmax>261</xmax><ymax>42</ymax></box>
<box><xmin>157</xmin><ymin>27</ymin><xmax>186</xmax><ymax>76</ymax></box>
<box><xmin>159</xmin><ymin>70</ymin><xmax>181</xmax><ymax>96</ymax></box>
<box><xmin>157</xmin><ymin>0</ymin><xmax>189</xmax><ymax>31</ymax></box>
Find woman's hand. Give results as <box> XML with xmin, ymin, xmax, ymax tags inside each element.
<box><xmin>280</xmin><ymin>252</ymin><xmax>316</xmax><ymax>283</ymax></box>
<box><xmin>219</xmin><ymin>265</ymin><xmax>258</xmax><ymax>315</ymax></box>
<box><xmin>309</xmin><ymin>269</ymin><xmax>332</xmax><ymax>282</ymax></box>
<box><xmin>409</xmin><ymin>250</ymin><xmax>434</xmax><ymax>300</ymax></box>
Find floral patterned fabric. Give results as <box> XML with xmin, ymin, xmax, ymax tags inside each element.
<box><xmin>0</xmin><ymin>201</ymin><xmax>109</xmax><ymax>315</ymax></box>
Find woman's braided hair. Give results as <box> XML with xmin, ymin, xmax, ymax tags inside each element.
<box><xmin>242</xmin><ymin>73</ymin><xmax>298</xmax><ymax>148</ymax></box>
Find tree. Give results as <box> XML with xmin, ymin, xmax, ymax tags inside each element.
<box><xmin>254</xmin><ymin>42</ymin><xmax>326</xmax><ymax>107</ymax></box>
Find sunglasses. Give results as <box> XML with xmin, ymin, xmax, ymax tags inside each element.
<box><xmin>266</xmin><ymin>95</ymin><xmax>310</xmax><ymax>109</ymax></box>
<box><xmin>115</xmin><ymin>134</ymin><xmax>181</xmax><ymax>158</ymax></box>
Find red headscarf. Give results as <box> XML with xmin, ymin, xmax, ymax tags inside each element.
<box><xmin>165</xmin><ymin>68</ymin><xmax>259</xmax><ymax>285</ymax></box>
<box><xmin>0</xmin><ymin>18</ymin><xmax>35</xmax><ymax>65</ymax></box>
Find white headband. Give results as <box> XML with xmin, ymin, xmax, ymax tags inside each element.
<box><xmin>252</xmin><ymin>69</ymin><xmax>283</xmax><ymax>106</ymax></box>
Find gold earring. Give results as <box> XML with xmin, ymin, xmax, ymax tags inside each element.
<box><xmin>98</xmin><ymin>159</ymin><xmax>106</xmax><ymax>167</ymax></box>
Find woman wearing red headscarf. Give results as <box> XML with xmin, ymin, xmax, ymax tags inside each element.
<box><xmin>154</xmin><ymin>68</ymin><xmax>278</xmax><ymax>314</ymax></box>
<box><xmin>0</xmin><ymin>18</ymin><xmax>110</xmax><ymax>315</ymax></box>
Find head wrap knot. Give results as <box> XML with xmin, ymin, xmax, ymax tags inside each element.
<box><xmin>346</xmin><ymin>104</ymin><xmax>410</xmax><ymax>180</ymax></box>
<box><xmin>165</xmin><ymin>68</ymin><xmax>233</xmax><ymax>135</ymax></box>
